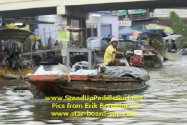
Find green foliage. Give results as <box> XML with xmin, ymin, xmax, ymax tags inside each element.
<box><xmin>170</xmin><ymin>11</ymin><xmax>187</xmax><ymax>48</ymax></box>
<box><xmin>170</xmin><ymin>11</ymin><xmax>187</xmax><ymax>42</ymax></box>
<box><xmin>170</xmin><ymin>11</ymin><xmax>183</xmax><ymax>25</ymax></box>
<box><xmin>117</xmin><ymin>45</ymin><xmax>126</xmax><ymax>52</ymax></box>
<box><xmin>180</xmin><ymin>41</ymin><xmax>187</xmax><ymax>48</ymax></box>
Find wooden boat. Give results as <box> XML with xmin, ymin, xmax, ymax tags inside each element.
<box><xmin>28</xmin><ymin>65</ymin><xmax>149</xmax><ymax>98</ymax></box>
<box><xmin>137</xmin><ymin>32</ymin><xmax>164</xmax><ymax>68</ymax></box>
<box><xmin>143</xmin><ymin>52</ymin><xmax>163</xmax><ymax>68</ymax></box>
<box><xmin>0</xmin><ymin>28</ymin><xmax>35</xmax><ymax>79</ymax></box>
<box><xmin>28</xmin><ymin>74</ymin><xmax>147</xmax><ymax>98</ymax></box>
<box><xmin>0</xmin><ymin>67</ymin><xmax>33</xmax><ymax>79</ymax></box>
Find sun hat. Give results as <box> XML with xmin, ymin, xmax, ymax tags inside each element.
<box><xmin>110</xmin><ymin>37</ymin><xmax>119</xmax><ymax>43</ymax></box>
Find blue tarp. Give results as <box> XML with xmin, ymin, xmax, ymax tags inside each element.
<box><xmin>119</xmin><ymin>27</ymin><xmax>135</xmax><ymax>35</ymax></box>
<box><xmin>140</xmin><ymin>29</ymin><xmax>152</xmax><ymax>33</ymax></box>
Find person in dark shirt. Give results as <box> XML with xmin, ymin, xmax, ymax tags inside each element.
<box><xmin>171</xmin><ymin>40</ymin><xmax>177</xmax><ymax>51</ymax></box>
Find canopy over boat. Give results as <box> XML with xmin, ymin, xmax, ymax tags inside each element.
<box><xmin>0</xmin><ymin>28</ymin><xmax>35</xmax><ymax>41</ymax></box>
<box><xmin>0</xmin><ymin>28</ymin><xmax>36</xmax><ymax>79</ymax></box>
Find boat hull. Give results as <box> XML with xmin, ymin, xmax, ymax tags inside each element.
<box><xmin>182</xmin><ymin>48</ymin><xmax>187</xmax><ymax>55</ymax></box>
<box><xmin>143</xmin><ymin>53</ymin><xmax>163</xmax><ymax>68</ymax></box>
<box><xmin>0</xmin><ymin>68</ymin><xmax>33</xmax><ymax>79</ymax></box>
<box><xmin>163</xmin><ymin>50</ymin><xmax>182</xmax><ymax>61</ymax></box>
<box><xmin>28</xmin><ymin>75</ymin><xmax>148</xmax><ymax>98</ymax></box>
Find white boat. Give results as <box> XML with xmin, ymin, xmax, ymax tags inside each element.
<box><xmin>163</xmin><ymin>34</ymin><xmax>183</xmax><ymax>61</ymax></box>
<box><xmin>164</xmin><ymin>49</ymin><xmax>182</xmax><ymax>61</ymax></box>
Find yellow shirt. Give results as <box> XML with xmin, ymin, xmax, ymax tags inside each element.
<box><xmin>104</xmin><ymin>45</ymin><xmax>116</xmax><ymax>65</ymax></box>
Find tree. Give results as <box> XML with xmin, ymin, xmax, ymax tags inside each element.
<box><xmin>170</xmin><ymin>11</ymin><xmax>187</xmax><ymax>48</ymax></box>
<box><xmin>170</xmin><ymin>12</ymin><xmax>187</xmax><ymax>34</ymax></box>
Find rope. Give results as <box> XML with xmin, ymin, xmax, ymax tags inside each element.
<box><xmin>58</xmin><ymin>64</ymin><xmax>71</xmax><ymax>82</ymax></box>
<box><xmin>17</xmin><ymin>68</ymin><xmax>24</xmax><ymax>80</ymax></box>
<box><xmin>67</xmin><ymin>73</ymin><xmax>71</xmax><ymax>82</ymax></box>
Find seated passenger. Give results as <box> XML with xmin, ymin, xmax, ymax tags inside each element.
<box><xmin>104</xmin><ymin>37</ymin><xmax>125</xmax><ymax>66</ymax></box>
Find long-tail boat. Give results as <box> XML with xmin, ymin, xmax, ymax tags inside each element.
<box><xmin>28</xmin><ymin>65</ymin><xmax>150</xmax><ymax>98</ymax></box>
<box><xmin>0</xmin><ymin>28</ymin><xmax>35</xmax><ymax>79</ymax></box>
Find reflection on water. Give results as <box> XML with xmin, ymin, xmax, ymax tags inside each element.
<box><xmin>0</xmin><ymin>56</ymin><xmax>187</xmax><ymax>125</ymax></box>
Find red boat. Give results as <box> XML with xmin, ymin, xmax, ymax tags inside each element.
<box><xmin>28</xmin><ymin>66</ymin><xmax>149</xmax><ymax>98</ymax></box>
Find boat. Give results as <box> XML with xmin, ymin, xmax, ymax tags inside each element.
<box><xmin>28</xmin><ymin>64</ymin><xmax>150</xmax><ymax>98</ymax></box>
<box><xmin>137</xmin><ymin>32</ymin><xmax>164</xmax><ymax>68</ymax></box>
<box><xmin>163</xmin><ymin>34</ymin><xmax>183</xmax><ymax>61</ymax></box>
<box><xmin>27</xmin><ymin>30</ymin><xmax>149</xmax><ymax>98</ymax></box>
<box><xmin>182</xmin><ymin>48</ymin><xmax>187</xmax><ymax>55</ymax></box>
<box><xmin>141</xmin><ymin>47</ymin><xmax>164</xmax><ymax>68</ymax></box>
<box><xmin>0</xmin><ymin>28</ymin><xmax>35</xmax><ymax>79</ymax></box>
<box><xmin>163</xmin><ymin>49</ymin><xmax>183</xmax><ymax>61</ymax></box>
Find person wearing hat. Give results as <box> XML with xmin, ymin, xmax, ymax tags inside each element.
<box><xmin>104</xmin><ymin>37</ymin><xmax>125</xmax><ymax>66</ymax></box>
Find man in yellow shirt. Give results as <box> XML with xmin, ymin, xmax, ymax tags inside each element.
<box><xmin>104</xmin><ymin>37</ymin><xmax>125</xmax><ymax>66</ymax></box>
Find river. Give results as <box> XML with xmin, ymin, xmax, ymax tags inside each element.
<box><xmin>0</xmin><ymin>56</ymin><xmax>187</xmax><ymax>125</ymax></box>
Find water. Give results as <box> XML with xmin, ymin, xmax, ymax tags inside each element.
<box><xmin>0</xmin><ymin>56</ymin><xmax>187</xmax><ymax>125</ymax></box>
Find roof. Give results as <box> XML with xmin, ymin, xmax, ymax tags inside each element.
<box><xmin>0</xmin><ymin>28</ymin><xmax>34</xmax><ymax>41</ymax></box>
<box><xmin>67</xmin><ymin>28</ymin><xmax>84</xmax><ymax>32</ymax></box>
<box><xmin>3</xmin><ymin>18</ymin><xmax>54</xmax><ymax>24</ymax></box>
<box><xmin>118</xmin><ymin>9</ymin><xmax>147</xmax><ymax>16</ymax></box>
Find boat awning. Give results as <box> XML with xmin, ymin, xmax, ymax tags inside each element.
<box><xmin>0</xmin><ymin>28</ymin><xmax>35</xmax><ymax>42</ymax></box>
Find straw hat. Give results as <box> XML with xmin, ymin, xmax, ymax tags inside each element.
<box><xmin>110</xmin><ymin>37</ymin><xmax>119</xmax><ymax>43</ymax></box>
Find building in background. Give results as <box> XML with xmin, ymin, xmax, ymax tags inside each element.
<box><xmin>86</xmin><ymin>12</ymin><xmax>118</xmax><ymax>38</ymax></box>
<box><xmin>118</xmin><ymin>9</ymin><xmax>156</xmax><ymax>26</ymax></box>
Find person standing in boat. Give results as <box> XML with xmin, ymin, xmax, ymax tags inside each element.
<box><xmin>171</xmin><ymin>39</ymin><xmax>177</xmax><ymax>52</ymax></box>
<box><xmin>104</xmin><ymin>37</ymin><xmax>125</xmax><ymax>66</ymax></box>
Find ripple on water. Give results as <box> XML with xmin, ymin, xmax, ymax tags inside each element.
<box><xmin>0</xmin><ymin>56</ymin><xmax>187</xmax><ymax>124</ymax></box>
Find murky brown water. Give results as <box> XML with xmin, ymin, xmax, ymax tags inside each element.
<box><xmin>0</xmin><ymin>56</ymin><xmax>187</xmax><ymax>125</ymax></box>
